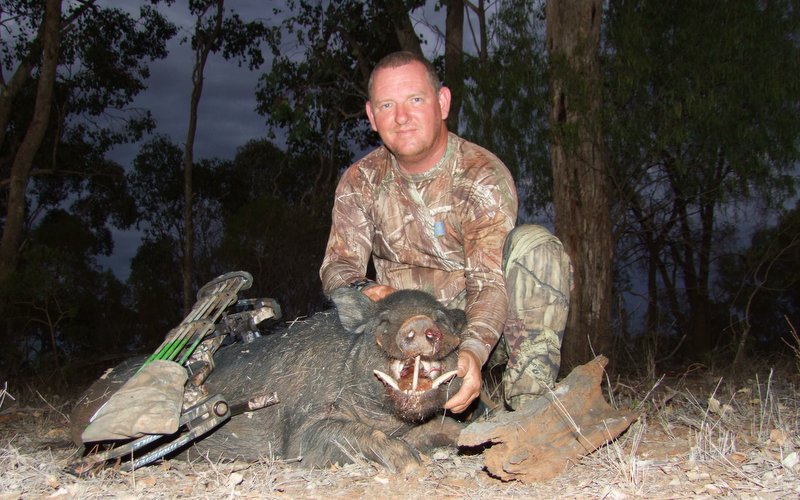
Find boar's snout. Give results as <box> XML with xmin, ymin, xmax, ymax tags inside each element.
<box><xmin>397</xmin><ymin>314</ymin><xmax>444</xmax><ymax>357</ymax></box>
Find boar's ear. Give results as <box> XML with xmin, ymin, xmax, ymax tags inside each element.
<box><xmin>447</xmin><ymin>308</ymin><xmax>468</xmax><ymax>333</ymax></box>
<box><xmin>330</xmin><ymin>287</ymin><xmax>378</xmax><ymax>334</ymax></box>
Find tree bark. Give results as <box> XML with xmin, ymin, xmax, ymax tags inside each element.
<box><xmin>546</xmin><ymin>0</ymin><xmax>613</xmax><ymax>369</ymax></box>
<box><xmin>0</xmin><ymin>0</ymin><xmax>62</xmax><ymax>283</ymax></box>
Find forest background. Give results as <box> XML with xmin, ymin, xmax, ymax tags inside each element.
<box><xmin>1</xmin><ymin>0</ymin><xmax>798</xmax><ymax>387</ymax></box>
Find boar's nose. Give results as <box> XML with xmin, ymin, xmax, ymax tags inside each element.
<box><xmin>397</xmin><ymin>314</ymin><xmax>442</xmax><ymax>357</ymax></box>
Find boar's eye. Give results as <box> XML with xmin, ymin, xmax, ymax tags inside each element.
<box><xmin>374</xmin><ymin>317</ymin><xmax>390</xmax><ymax>334</ymax></box>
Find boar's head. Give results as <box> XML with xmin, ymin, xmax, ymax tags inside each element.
<box><xmin>331</xmin><ymin>288</ymin><xmax>466</xmax><ymax>422</ymax></box>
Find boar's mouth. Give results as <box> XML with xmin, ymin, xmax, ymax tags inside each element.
<box><xmin>373</xmin><ymin>355</ymin><xmax>457</xmax><ymax>397</ymax></box>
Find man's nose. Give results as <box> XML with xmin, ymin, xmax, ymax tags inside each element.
<box><xmin>394</xmin><ymin>104</ymin><xmax>409</xmax><ymax>124</ymax></box>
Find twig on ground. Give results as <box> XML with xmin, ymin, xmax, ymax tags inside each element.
<box><xmin>34</xmin><ymin>390</ymin><xmax>69</xmax><ymax>423</ymax></box>
<box><xmin>0</xmin><ymin>382</ymin><xmax>16</xmax><ymax>409</ymax></box>
<box><xmin>634</xmin><ymin>374</ymin><xmax>666</xmax><ymax>412</ymax></box>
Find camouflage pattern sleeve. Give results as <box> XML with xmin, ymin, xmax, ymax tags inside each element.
<box><xmin>319</xmin><ymin>162</ymin><xmax>376</xmax><ymax>295</ymax></box>
<box><xmin>455</xmin><ymin>150</ymin><xmax>517</xmax><ymax>366</ymax></box>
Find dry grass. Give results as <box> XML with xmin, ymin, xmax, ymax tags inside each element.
<box><xmin>784</xmin><ymin>317</ymin><xmax>800</xmax><ymax>373</ymax></box>
<box><xmin>1</xmin><ymin>365</ymin><xmax>799</xmax><ymax>499</ymax></box>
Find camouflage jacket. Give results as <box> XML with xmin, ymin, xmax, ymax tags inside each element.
<box><xmin>320</xmin><ymin>133</ymin><xmax>518</xmax><ymax>364</ymax></box>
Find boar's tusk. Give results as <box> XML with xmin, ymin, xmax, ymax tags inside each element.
<box><xmin>431</xmin><ymin>370</ymin><xmax>458</xmax><ymax>388</ymax></box>
<box><xmin>412</xmin><ymin>355</ymin><xmax>421</xmax><ymax>392</ymax></box>
<box><xmin>373</xmin><ymin>370</ymin><xmax>400</xmax><ymax>391</ymax></box>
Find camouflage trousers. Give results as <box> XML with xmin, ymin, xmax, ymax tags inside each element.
<box><xmin>496</xmin><ymin>224</ymin><xmax>572</xmax><ymax>409</ymax></box>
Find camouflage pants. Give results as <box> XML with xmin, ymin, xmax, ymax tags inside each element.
<box><xmin>495</xmin><ymin>224</ymin><xmax>572</xmax><ymax>409</ymax></box>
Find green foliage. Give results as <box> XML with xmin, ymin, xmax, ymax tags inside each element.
<box><xmin>1</xmin><ymin>1</ymin><xmax>176</xmax><ymax>243</ymax></box>
<box><xmin>0</xmin><ymin>210</ymin><xmax>134</xmax><ymax>380</ymax></box>
<box><xmin>223</xmin><ymin>139</ymin><xmax>297</xmax><ymax>210</ymax></box>
<box><xmin>256</xmin><ymin>0</ymin><xmax>414</xmax><ymax>173</ymax></box>
<box><xmin>5</xmin><ymin>0</ymin><xmax>800</xmax><ymax>374</ymax></box>
<box><xmin>460</xmin><ymin>0</ymin><xmax>552</xmax><ymax>216</ymax></box>
<box><xmin>124</xmin><ymin>133</ymin><xmax>332</xmax><ymax>327</ymax></box>
<box><xmin>215</xmin><ymin>194</ymin><xmax>329</xmax><ymax>319</ymax></box>
<box><xmin>0</xmin><ymin>1</ymin><xmax>178</xmax><ymax>152</ymax></box>
<box><xmin>185</xmin><ymin>0</ymin><xmax>278</xmax><ymax>70</ymax></box>
<box><xmin>127</xmin><ymin>136</ymin><xmax>231</xmax><ymax>286</ymax></box>
<box><xmin>719</xmin><ymin>202</ymin><xmax>800</xmax><ymax>347</ymax></box>
<box><xmin>65</xmin><ymin>4</ymin><xmax>176</xmax><ymax>117</ymax></box>
<box><xmin>128</xmin><ymin>135</ymin><xmax>185</xmax><ymax>243</ymax></box>
<box><xmin>0</xmin><ymin>1</ymin><xmax>177</xmax><ymax>377</ymax></box>
<box><xmin>605</xmin><ymin>0</ymin><xmax>800</xmax><ymax>351</ymax></box>
<box><xmin>606</xmin><ymin>0</ymin><xmax>800</xmax><ymax>202</ymax></box>
<box><xmin>127</xmin><ymin>238</ymin><xmax>184</xmax><ymax>350</ymax></box>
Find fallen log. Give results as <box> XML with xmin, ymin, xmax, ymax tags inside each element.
<box><xmin>459</xmin><ymin>355</ymin><xmax>637</xmax><ymax>482</ymax></box>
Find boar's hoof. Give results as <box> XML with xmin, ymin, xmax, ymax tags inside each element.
<box><xmin>367</xmin><ymin>429</ymin><xmax>424</xmax><ymax>475</ymax></box>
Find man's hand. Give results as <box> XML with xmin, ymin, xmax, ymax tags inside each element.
<box><xmin>363</xmin><ymin>284</ymin><xmax>395</xmax><ymax>301</ymax></box>
<box><xmin>443</xmin><ymin>350</ymin><xmax>482</xmax><ymax>413</ymax></box>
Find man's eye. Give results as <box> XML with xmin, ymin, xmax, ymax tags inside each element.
<box><xmin>411</xmin><ymin>97</ymin><xmax>423</xmax><ymax>103</ymax></box>
<box><xmin>380</xmin><ymin>103</ymin><xmax>393</xmax><ymax>110</ymax></box>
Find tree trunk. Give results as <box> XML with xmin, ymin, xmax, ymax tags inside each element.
<box><xmin>182</xmin><ymin>0</ymin><xmax>224</xmax><ymax>315</ymax></box>
<box><xmin>443</xmin><ymin>0</ymin><xmax>464</xmax><ymax>131</ymax></box>
<box><xmin>389</xmin><ymin>0</ymin><xmax>422</xmax><ymax>54</ymax></box>
<box><xmin>546</xmin><ymin>0</ymin><xmax>613</xmax><ymax>369</ymax></box>
<box><xmin>0</xmin><ymin>0</ymin><xmax>62</xmax><ymax>283</ymax></box>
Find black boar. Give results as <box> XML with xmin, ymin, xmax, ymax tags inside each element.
<box><xmin>71</xmin><ymin>288</ymin><xmax>466</xmax><ymax>473</ymax></box>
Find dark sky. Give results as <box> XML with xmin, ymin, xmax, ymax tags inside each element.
<box><xmin>107</xmin><ymin>1</ymin><xmax>274</xmax><ymax>165</ymax></box>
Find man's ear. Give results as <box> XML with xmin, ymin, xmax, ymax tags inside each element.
<box><xmin>365</xmin><ymin>101</ymin><xmax>378</xmax><ymax>131</ymax></box>
<box><xmin>438</xmin><ymin>86</ymin><xmax>452</xmax><ymax>121</ymax></box>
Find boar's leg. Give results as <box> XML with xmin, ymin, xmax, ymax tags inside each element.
<box><xmin>401</xmin><ymin>416</ymin><xmax>464</xmax><ymax>452</ymax></box>
<box><xmin>291</xmin><ymin>418</ymin><xmax>422</xmax><ymax>474</ymax></box>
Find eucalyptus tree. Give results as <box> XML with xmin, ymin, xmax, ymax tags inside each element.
<box><xmin>127</xmin><ymin>135</ymin><xmax>234</xmax><ymax>343</ymax></box>
<box><xmin>129</xmin><ymin>136</ymin><xmax>234</xmax><ymax>275</ymax></box>
<box><xmin>605</xmin><ymin>0</ymin><xmax>800</xmax><ymax>355</ymax></box>
<box><xmin>179</xmin><ymin>0</ymin><xmax>275</xmax><ymax>314</ymax></box>
<box><xmin>0</xmin><ymin>208</ymin><xmax>135</xmax><ymax>378</ymax></box>
<box><xmin>215</xmin><ymin>190</ymin><xmax>328</xmax><ymax>320</ymax></box>
<box><xmin>224</xmin><ymin>139</ymin><xmax>335</xmax><ymax>317</ymax></box>
<box><xmin>128</xmin><ymin>136</ymin><xmax>185</xmax><ymax>246</ymax></box>
<box><xmin>0</xmin><ymin>0</ymin><xmax>175</xmax><ymax>373</ymax></box>
<box><xmin>546</xmin><ymin>0</ymin><xmax>613</xmax><ymax>368</ymax></box>
<box><xmin>719</xmin><ymin>202</ymin><xmax>800</xmax><ymax>365</ymax></box>
<box><xmin>0</xmin><ymin>0</ymin><xmax>61</xmax><ymax>283</ymax></box>
<box><xmin>0</xmin><ymin>0</ymin><xmax>177</xmax><ymax>283</ymax></box>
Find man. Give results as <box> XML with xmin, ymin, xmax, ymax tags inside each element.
<box><xmin>320</xmin><ymin>51</ymin><xmax>572</xmax><ymax>412</ymax></box>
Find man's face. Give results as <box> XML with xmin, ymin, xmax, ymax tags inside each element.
<box><xmin>366</xmin><ymin>61</ymin><xmax>451</xmax><ymax>172</ymax></box>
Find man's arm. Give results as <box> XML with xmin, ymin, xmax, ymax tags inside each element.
<box><xmin>444</xmin><ymin>154</ymin><xmax>518</xmax><ymax>411</ymax></box>
<box><xmin>320</xmin><ymin>166</ymin><xmax>375</xmax><ymax>295</ymax></box>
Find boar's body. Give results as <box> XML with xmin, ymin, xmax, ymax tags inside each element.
<box><xmin>71</xmin><ymin>289</ymin><xmax>466</xmax><ymax>472</ymax></box>
<box><xmin>197</xmin><ymin>288</ymin><xmax>465</xmax><ymax>471</ymax></box>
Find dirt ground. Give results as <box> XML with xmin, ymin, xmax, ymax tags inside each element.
<box><xmin>1</xmin><ymin>362</ymin><xmax>799</xmax><ymax>499</ymax></box>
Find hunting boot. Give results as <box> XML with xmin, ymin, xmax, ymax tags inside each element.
<box><xmin>500</xmin><ymin>224</ymin><xmax>572</xmax><ymax>410</ymax></box>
